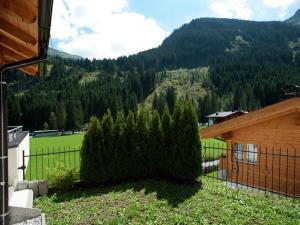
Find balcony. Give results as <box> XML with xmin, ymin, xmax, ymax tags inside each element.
<box><xmin>8</xmin><ymin>126</ymin><xmax>23</xmax><ymax>143</ymax></box>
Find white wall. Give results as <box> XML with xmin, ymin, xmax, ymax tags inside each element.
<box><xmin>8</xmin><ymin>147</ymin><xmax>18</xmax><ymax>187</ymax></box>
<box><xmin>8</xmin><ymin>133</ymin><xmax>30</xmax><ymax>188</ymax></box>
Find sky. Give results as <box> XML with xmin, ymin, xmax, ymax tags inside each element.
<box><xmin>50</xmin><ymin>0</ymin><xmax>300</xmax><ymax>59</ymax></box>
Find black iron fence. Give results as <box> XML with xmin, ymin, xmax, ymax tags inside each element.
<box><xmin>20</xmin><ymin>146</ymin><xmax>81</xmax><ymax>180</ymax></box>
<box><xmin>202</xmin><ymin>144</ymin><xmax>300</xmax><ymax>199</ymax></box>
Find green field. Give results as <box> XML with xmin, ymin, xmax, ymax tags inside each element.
<box><xmin>26</xmin><ymin>132</ymin><xmax>224</xmax><ymax>180</ymax></box>
<box><xmin>34</xmin><ymin>177</ymin><xmax>300</xmax><ymax>225</ymax></box>
<box><xmin>30</xmin><ymin>133</ymin><xmax>85</xmax><ymax>150</ymax></box>
<box><xmin>200</xmin><ymin>125</ymin><xmax>227</xmax><ymax>162</ymax></box>
<box><xmin>202</xmin><ymin>138</ymin><xmax>227</xmax><ymax>162</ymax></box>
<box><xmin>26</xmin><ymin>133</ymin><xmax>85</xmax><ymax>180</ymax></box>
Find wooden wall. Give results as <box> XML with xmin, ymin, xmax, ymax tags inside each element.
<box><xmin>220</xmin><ymin>112</ymin><xmax>300</xmax><ymax>197</ymax></box>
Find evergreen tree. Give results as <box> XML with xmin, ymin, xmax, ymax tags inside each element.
<box><xmin>176</xmin><ymin>104</ymin><xmax>202</xmax><ymax>181</ymax></box>
<box><xmin>101</xmin><ymin>111</ymin><xmax>115</xmax><ymax>180</ymax></box>
<box><xmin>66</xmin><ymin>99</ymin><xmax>83</xmax><ymax>131</ymax></box>
<box><xmin>152</xmin><ymin>92</ymin><xmax>158</xmax><ymax>110</ymax></box>
<box><xmin>43</xmin><ymin>122</ymin><xmax>49</xmax><ymax>130</ymax></box>
<box><xmin>7</xmin><ymin>93</ymin><xmax>21</xmax><ymax>125</ymax></box>
<box><xmin>80</xmin><ymin>116</ymin><xmax>106</xmax><ymax>182</ymax></box>
<box><xmin>135</xmin><ymin>109</ymin><xmax>149</xmax><ymax>178</ymax></box>
<box><xmin>48</xmin><ymin>112</ymin><xmax>58</xmax><ymax>130</ymax></box>
<box><xmin>148</xmin><ymin>110</ymin><xmax>161</xmax><ymax>177</ymax></box>
<box><xmin>171</xmin><ymin>104</ymin><xmax>182</xmax><ymax>178</ymax></box>
<box><xmin>157</xmin><ymin>93</ymin><xmax>166</xmax><ymax>115</ymax></box>
<box><xmin>125</xmin><ymin>111</ymin><xmax>136</xmax><ymax>180</ymax></box>
<box><xmin>129</xmin><ymin>94</ymin><xmax>138</xmax><ymax>113</ymax></box>
<box><xmin>114</xmin><ymin>111</ymin><xmax>127</xmax><ymax>180</ymax></box>
<box><xmin>166</xmin><ymin>87</ymin><xmax>176</xmax><ymax>114</ymax></box>
<box><xmin>161</xmin><ymin>105</ymin><xmax>173</xmax><ymax>178</ymax></box>
<box><xmin>56</xmin><ymin>102</ymin><xmax>67</xmax><ymax>130</ymax></box>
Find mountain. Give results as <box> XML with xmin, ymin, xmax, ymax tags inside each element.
<box><xmin>285</xmin><ymin>9</ymin><xmax>300</xmax><ymax>26</ymax></box>
<box><xmin>47</xmin><ymin>48</ymin><xmax>82</xmax><ymax>60</ymax></box>
<box><xmin>131</xmin><ymin>17</ymin><xmax>300</xmax><ymax>70</ymax></box>
<box><xmin>6</xmin><ymin>9</ymin><xmax>300</xmax><ymax>131</ymax></box>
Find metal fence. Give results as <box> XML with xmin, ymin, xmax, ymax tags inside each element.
<box><xmin>21</xmin><ymin>146</ymin><xmax>81</xmax><ymax>180</ymax></box>
<box><xmin>202</xmin><ymin>144</ymin><xmax>300</xmax><ymax>199</ymax></box>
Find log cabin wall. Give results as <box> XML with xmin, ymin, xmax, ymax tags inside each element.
<box><xmin>220</xmin><ymin>112</ymin><xmax>300</xmax><ymax>197</ymax></box>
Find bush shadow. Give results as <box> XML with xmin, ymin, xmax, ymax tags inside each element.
<box><xmin>51</xmin><ymin>178</ymin><xmax>203</xmax><ymax>207</ymax></box>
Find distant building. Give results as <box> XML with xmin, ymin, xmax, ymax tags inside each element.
<box><xmin>207</xmin><ymin>111</ymin><xmax>248</xmax><ymax>126</ymax></box>
<box><xmin>32</xmin><ymin>130</ymin><xmax>59</xmax><ymax>138</ymax></box>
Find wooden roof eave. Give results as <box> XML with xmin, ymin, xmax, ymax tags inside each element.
<box><xmin>0</xmin><ymin>0</ymin><xmax>53</xmax><ymax>76</ymax></box>
<box><xmin>201</xmin><ymin>97</ymin><xmax>300</xmax><ymax>139</ymax></box>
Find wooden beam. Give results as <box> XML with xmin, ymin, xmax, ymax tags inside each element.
<box><xmin>19</xmin><ymin>66</ymin><xmax>39</xmax><ymax>76</ymax></box>
<box><xmin>0</xmin><ymin>1</ymin><xmax>36</xmax><ymax>24</ymax></box>
<box><xmin>0</xmin><ymin>0</ymin><xmax>8</xmax><ymax>5</ymax></box>
<box><xmin>1</xmin><ymin>56</ymin><xmax>39</xmax><ymax>76</ymax></box>
<box><xmin>0</xmin><ymin>36</ymin><xmax>36</xmax><ymax>58</ymax></box>
<box><xmin>1</xmin><ymin>46</ymin><xmax>26</xmax><ymax>61</ymax></box>
<box><xmin>296</xmin><ymin>110</ymin><xmax>300</xmax><ymax>126</ymax></box>
<box><xmin>0</xmin><ymin>19</ymin><xmax>37</xmax><ymax>44</ymax></box>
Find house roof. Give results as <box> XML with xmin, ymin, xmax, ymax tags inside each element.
<box><xmin>206</xmin><ymin>111</ymin><xmax>247</xmax><ymax>118</ymax></box>
<box><xmin>8</xmin><ymin>131</ymin><xmax>29</xmax><ymax>148</ymax></box>
<box><xmin>0</xmin><ymin>0</ymin><xmax>53</xmax><ymax>76</ymax></box>
<box><xmin>201</xmin><ymin>97</ymin><xmax>300</xmax><ymax>139</ymax></box>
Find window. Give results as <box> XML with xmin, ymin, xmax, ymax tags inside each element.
<box><xmin>246</xmin><ymin>144</ymin><xmax>257</xmax><ymax>163</ymax></box>
<box><xmin>233</xmin><ymin>143</ymin><xmax>244</xmax><ymax>161</ymax></box>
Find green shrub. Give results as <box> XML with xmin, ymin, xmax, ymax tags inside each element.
<box><xmin>48</xmin><ymin>163</ymin><xmax>78</xmax><ymax>191</ymax></box>
<box><xmin>80</xmin><ymin>104</ymin><xmax>202</xmax><ymax>184</ymax></box>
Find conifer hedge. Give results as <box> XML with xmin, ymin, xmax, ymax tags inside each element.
<box><xmin>80</xmin><ymin>103</ymin><xmax>202</xmax><ymax>183</ymax></box>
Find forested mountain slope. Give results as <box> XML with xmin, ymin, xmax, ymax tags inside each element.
<box><xmin>6</xmin><ymin>9</ymin><xmax>300</xmax><ymax>131</ymax></box>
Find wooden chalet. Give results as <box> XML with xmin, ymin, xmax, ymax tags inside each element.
<box><xmin>201</xmin><ymin>97</ymin><xmax>300</xmax><ymax>197</ymax></box>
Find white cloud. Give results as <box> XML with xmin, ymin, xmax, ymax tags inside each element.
<box><xmin>51</xmin><ymin>0</ymin><xmax>169</xmax><ymax>59</ymax></box>
<box><xmin>263</xmin><ymin>0</ymin><xmax>296</xmax><ymax>8</ymax></box>
<box><xmin>210</xmin><ymin>0</ymin><xmax>253</xmax><ymax>20</ymax></box>
<box><xmin>263</xmin><ymin>0</ymin><xmax>297</xmax><ymax>19</ymax></box>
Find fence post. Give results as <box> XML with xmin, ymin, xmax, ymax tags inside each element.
<box><xmin>22</xmin><ymin>150</ymin><xmax>25</xmax><ymax>180</ymax></box>
<box><xmin>18</xmin><ymin>150</ymin><xmax>26</xmax><ymax>181</ymax></box>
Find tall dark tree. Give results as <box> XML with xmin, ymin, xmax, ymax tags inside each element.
<box><xmin>66</xmin><ymin>99</ymin><xmax>83</xmax><ymax>131</ymax></box>
<box><xmin>48</xmin><ymin>112</ymin><xmax>58</xmax><ymax>130</ymax></box>
<box><xmin>161</xmin><ymin>105</ymin><xmax>173</xmax><ymax>178</ymax></box>
<box><xmin>166</xmin><ymin>87</ymin><xmax>176</xmax><ymax>114</ymax></box>
<box><xmin>101</xmin><ymin>111</ymin><xmax>115</xmax><ymax>179</ymax></box>
<box><xmin>176</xmin><ymin>103</ymin><xmax>202</xmax><ymax>181</ymax></box>
<box><xmin>80</xmin><ymin>116</ymin><xmax>106</xmax><ymax>182</ymax></box>
<box><xmin>113</xmin><ymin>111</ymin><xmax>127</xmax><ymax>180</ymax></box>
<box><xmin>148</xmin><ymin>110</ymin><xmax>161</xmax><ymax>177</ymax></box>
<box><xmin>125</xmin><ymin>111</ymin><xmax>136</xmax><ymax>180</ymax></box>
<box><xmin>135</xmin><ymin>109</ymin><xmax>149</xmax><ymax>178</ymax></box>
<box><xmin>56</xmin><ymin>102</ymin><xmax>67</xmax><ymax>130</ymax></box>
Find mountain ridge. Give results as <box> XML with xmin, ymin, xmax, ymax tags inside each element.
<box><xmin>285</xmin><ymin>9</ymin><xmax>300</xmax><ymax>26</ymax></box>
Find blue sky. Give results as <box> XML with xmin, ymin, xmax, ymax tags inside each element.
<box><xmin>51</xmin><ymin>0</ymin><xmax>300</xmax><ymax>59</ymax></box>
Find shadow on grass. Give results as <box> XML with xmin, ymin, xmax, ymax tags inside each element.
<box><xmin>51</xmin><ymin>179</ymin><xmax>203</xmax><ymax>207</ymax></box>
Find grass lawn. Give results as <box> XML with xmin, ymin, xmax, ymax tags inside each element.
<box><xmin>202</xmin><ymin>138</ymin><xmax>226</xmax><ymax>162</ymax></box>
<box><xmin>34</xmin><ymin>177</ymin><xmax>300</xmax><ymax>225</ymax></box>
<box><xmin>30</xmin><ymin>133</ymin><xmax>85</xmax><ymax>150</ymax></box>
<box><xmin>26</xmin><ymin>133</ymin><xmax>85</xmax><ymax>180</ymax></box>
<box><xmin>199</xmin><ymin>126</ymin><xmax>227</xmax><ymax>162</ymax></box>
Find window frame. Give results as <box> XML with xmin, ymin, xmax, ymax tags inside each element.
<box><xmin>233</xmin><ymin>143</ymin><xmax>244</xmax><ymax>162</ymax></box>
<box><xmin>232</xmin><ymin>142</ymin><xmax>258</xmax><ymax>164</ymax></box>
<box><xmin>246</xmin><ymin>143</ymin><xmax>258</xmax><ymax>164</ymax></box>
